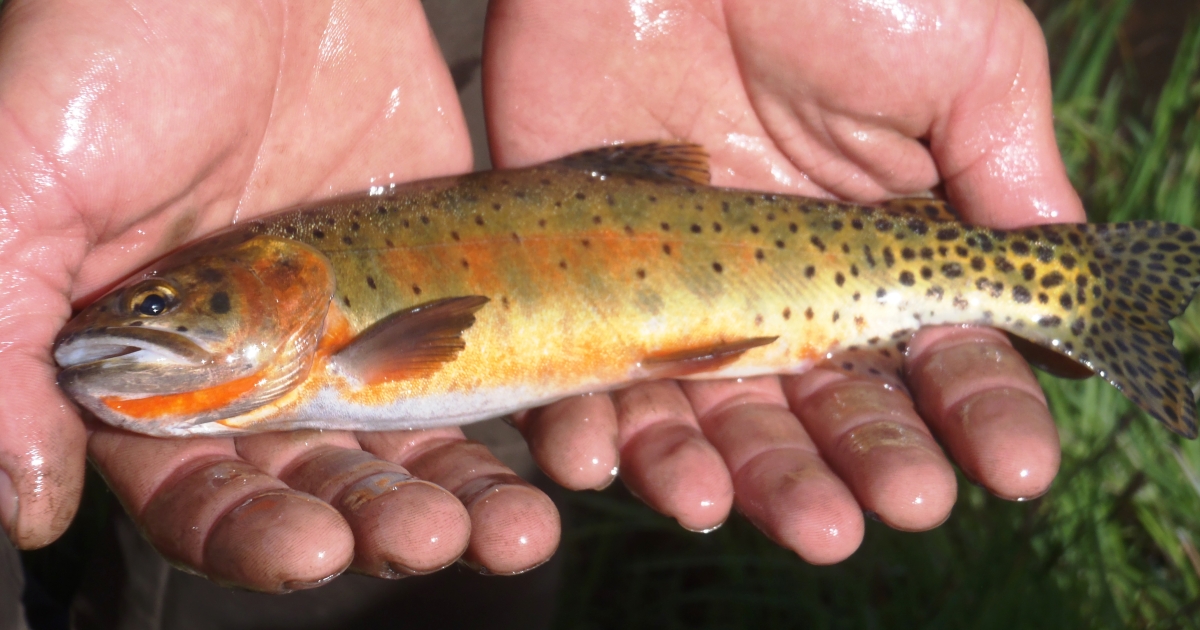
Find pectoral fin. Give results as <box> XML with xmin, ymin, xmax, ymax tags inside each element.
<box><xmin>642</xmin><ymin>337</ymin><xmax>778</xmax><ymax>379</ymax></box>
<box><xmin>333</xmin><ymin>296</ymin><xmax>489</xmax><ymax>385</ymax></box>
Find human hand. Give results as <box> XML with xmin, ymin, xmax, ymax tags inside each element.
<box><xmin>0</xmin><ymin>0</ymin><xmax>557</xmax><ymax>589</ymax></box>
<box><xmin>484</xmin><ymin>0</ymin><xmax>1085</xmax><ymax>562</ymax></box>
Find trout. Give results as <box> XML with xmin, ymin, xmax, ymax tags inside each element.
<box><xmin>53</xmin><ymin>142</ymin><xmax>1200</xmax><ymax>438</ymax></box>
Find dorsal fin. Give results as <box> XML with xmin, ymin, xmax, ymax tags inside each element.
<box><xmin>877</xmin><ymin>198</ymin><xmax>960</xmax><ymax>221</ymax></box>
<box><xmin>556</xmin><ymin>141</ymin><xmax>711</xmax><ymax>185</ymax></box>
<box><xmin>332</xmin><ymin>296</ymin><xmax>489</xmax><ymax>385</ymax></box>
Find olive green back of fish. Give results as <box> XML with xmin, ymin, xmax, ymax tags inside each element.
<box><xmin>244</xmin><ymin>142</ymin><xmax>1200</xmax><ymax>438</ymax></box>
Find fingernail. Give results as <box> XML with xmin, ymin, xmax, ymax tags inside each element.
<box><xmin>863</xmin><ymin>509</ymin><xmax>882</xmax><ymax>523</ymax></box>
<box><xmin>282</xmin><ymin>573</ymin><xmax>339</xmax><ymax>592</ymax></box>
<box><xmin>457</xmin><ymin>556</ymin><xmax>493</xmax><ymax>575</ymax></box>
<box><xmin>682</xmin><ymin>519</ymin><xmax>725</xmax><ymax>534</ymax></box>
<box><xmin>0</xmin><ymin>468</ymin><xmax>16</xmax><ymax>541</ymax></box>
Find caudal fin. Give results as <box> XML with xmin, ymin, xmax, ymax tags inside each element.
<box><xmin>1026</xmin><ymin>222</ymin><xmax>1200</xmax><ymax>437</ymax></box>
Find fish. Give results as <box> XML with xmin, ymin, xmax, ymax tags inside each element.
<box><xmin>53</xmin><ymin>142</ymin><xmax>1200</xmax><ymax>438</ymax></box>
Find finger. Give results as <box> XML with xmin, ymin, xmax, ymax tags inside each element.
<box><xmin>906</xmin><ymin>326</ymin><xmax>1061</xmax><ymax>500</ymax></box>
<box><xmin>89</xmin><ymin>427</ymin><xmax>353</xmax><ymax>592</ymax></box>
<box><xmin>682</xmin><ymin>377</ymin><xmax>864</xmax><ymax>564</ymax></box>
<box><xmin>0</xmin><ymin>272</ymin><xmax>86</xmax><ymax>548</ymax></box>
<box><xmin>783</xmin><ymin>363</ymin><xmax>959</xmax><ymax>533</ymax></box>
<box><xmin>359</xmin><ymin>429</ymin><xmax>559</xmax><ymax>575</ymax></box>
<box><xmin>935</xmin><ymin>1</ymin><xmax>1086</xmax><ymax>227</ymax></box>
<box><xmin>612</xmin><ymin>380</ymin><xmax>733</xmax><ymax>533</ymax></box>
<box><xmin>513</xmin><ymin>393</ymin><xmax>620</xmax><ymax>491</ymax></box>
<box><xmin>236</xmin><ymin>430</ymin><xmax>470</xmax><ymax>577</ymax></box>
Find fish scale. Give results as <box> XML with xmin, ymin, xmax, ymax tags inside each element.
<box><xmin>53</xmin><ymin>142</ymin><xmax>1200</xmax><ymax>438</ymax></box>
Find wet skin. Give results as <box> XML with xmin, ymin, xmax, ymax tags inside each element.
<box><xmin>0</xmin><ymin>0</ymin><xmax>1074</xmax><ymax>588</ymax></box>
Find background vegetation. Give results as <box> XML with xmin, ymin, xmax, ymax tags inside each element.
<box><xmin>551</xmin><ymin>1</ymin><xmax>1200</xmax><ymax>628</ymax></box>
<box><xmin>15</xmin><ymin>0</ymin><xmax>1200</xmax><ymax>628</ymax></box>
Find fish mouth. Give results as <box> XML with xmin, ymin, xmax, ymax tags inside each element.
<box><xmin>54</xmin><ymin>327</ymin><xmax>213</xmax><ymax>369</ymax></box>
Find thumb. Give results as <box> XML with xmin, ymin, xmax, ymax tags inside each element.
<box><xmin>933</xmin><ymin>0</ymin><xmax>1085</xmax><ymax>229</ymax></box>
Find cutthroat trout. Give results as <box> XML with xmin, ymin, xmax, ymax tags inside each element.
<box><xmin>54</xmin><ymin>142</ymin><xmax>1200</xmax><ymax>438</ymax></box>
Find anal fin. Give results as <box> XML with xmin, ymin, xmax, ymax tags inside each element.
<box><xmin>641</xmin><ymin>337</ymin><xmax>777</xmax><ymax>379</ymax></box>
<box><xmin>333</xmin><ymin>296</ymin><xmax>489</xmax><ymax>385</ymax></box>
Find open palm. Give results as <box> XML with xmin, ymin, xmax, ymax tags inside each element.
<box><xmin>0</xmin><ymin>0</ymin><xmax>558</xmax><ymax>590</ymax></box>
<box><xmin>485</xmin><ymin>0</ymin><xmax>1085</xmax><ymax>562</ymax></box>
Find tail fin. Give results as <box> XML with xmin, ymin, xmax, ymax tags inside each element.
<box><xmin>1020</xmin><ymin>222</ymin><xmax>1200</xmax><ymax>437</ymax></box>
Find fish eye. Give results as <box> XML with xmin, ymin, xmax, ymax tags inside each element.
<box><xmin>137</xmin><ymin>293</ymin><xmax>168</xmax><ymax>316</ymax></box>
<box><xmin>126</xmin><ymin>282</ymin><xmax>178</xmax><ymax>317</ymax></box>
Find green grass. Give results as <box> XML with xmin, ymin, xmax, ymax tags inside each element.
<box><xmin>552</xmin><ymin>2</ymin><xmax>1200</xmax><ymax>628</ymax></box>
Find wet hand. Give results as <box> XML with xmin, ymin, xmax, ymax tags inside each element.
<box><xmin>486</xmin><ymin>0</ymin><xmax>1083</xmax><ymax>562</ymax></box>
<box><xmin>0</xmin><ymin>0</ymin><xmax>558</xmax><ymax>587</ymax></box>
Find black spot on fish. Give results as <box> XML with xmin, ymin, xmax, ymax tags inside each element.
<box><xmin>1039</xmin><ymin>315</ymin><xmax>1062</xmax><ymax>327</ymax></box>
<box><xmin>313</xmin><ymin>229</ymin><xmax>325</xmax><ymax>239</ymax></box>
<box><xmin>1060</xmin><ymin>293</ymin><xmax>1073</xmax><ymax>309</ymax></box>
<box><xmin>970</xmin><ymin>257</ymin><xmax>985</xmax><ymax>271</ymax></box>
<box><xmin>755</xmin><ymin>248</ymin><xmax>765</xmax><ymax>261</ymax></box>
<box><xmin>342</xmin><ymin>236</ymin><xmax>353</xmax><ymax>245</ymax></box>
<box><xmin>367</xmin><ymin>277</ymin><xmax>377</xmax><ymax>290</ymax></box>
<box><xmin>835</xmin><ymin>272</ymin><xmax>845</xmax><ymax>286</ymax></box>
<box><xmin>576</xmin><ymin>192</ymin><xmax>587</xmax><ymax>201</ymax></box>
<box><xmin>942</xmin><ymin>262</ymin><xmax>963</xmax><ymax>278</ymax></box>
<box><xmin>811</xmin><ymin>236</ymin><xmax>826</xmax><ymax>252</ymax></box>
<box><xmin>1041</xmin><ymin>272</ymin><xmax>1065</xmax><ymax>288</ymax></box>
<box><xmin>1022</xmin><ymin>264</ymin><xmax>1036</xmax><ymax>281</ymax></box>
<box><xmin>852</xmin><ymin>219</ymin><xmax>864</xmax><ymax>230</ymax></box>
<box><xmin>210</xmin><ymin>292</ymin><xmax>231</xmax><ymax>314</ymax></box>
<box><xmin>804</xmin><ymin>265</ymin><xmax>816</xmax><ymax>278</ymax></box>
<box><xmin>559</xmin><ymin>260</ymin><xmax>568</xmax><ymax>269</ymax></box>
<box><xmin>921</xmin><ymin>267</ymin><xmax>933</xmax><ymax>280</ymax></box>
<box><xmin>902</xmin><ymin>247</ymin><xmax>916</xmax><ymax>261</ymax></box>
<box><xmin>377</xmin><ymin>205</ymin><xmax>387</xmax><ymax>215</ymax></box>
<box><xmin>593</xmin><ymin>215</ymin><xmax>602</xmax><ymax>224</ymax></box>
<box><xmin>385</xmin><ymin>239</ymin><xmax>395</xmax><ymax>248</ymax></box>
<box><xmin>875</xmin><ymin>219</ymin><xmax>893</xmax><ymax>231</ymax></box>
<box><xmin>899</xmin><ymin>271</ymin><xmax>915</xmax><ymax>286</ymax></box>
<box><xmin>351</xmin><ymin>222</ymin><xmax>360</xmax><ymax>231</ymax></box>
<box><xmin>451</xmin><ymin>231</ymin><xmax>461</xmax><ymax>241</ymax></box>
<box><xmin>783</xmin><ymin>308</ymin><xmax>792</xmax><ymax>320</ymax></box>
<box><xmin>663</xmin><ymin>244</ymin><xmax>672</xmax><ymax>256</ymax></box>
<box><xmin>412</xmin><ymin>285</ymin><xmax>422</xmax><ymax>296</ymax></box>
<box><xmin>421</xmin><ymin>216</ymin><xmax>430</xmax><ymax>224</ymax></box>
<box><xmin>936</xmin><ymin>228</ymin><xmax>960</xmax><ymax>241</ymax></box>
<box><xmin>1011</xmin><ymin>241</ymin><xmax>1030</xmax><ymax>256</ymax></box>
<box><xmin>712</xmin><ymin>262</ymin><xmax>723</xmax><ymax>273</ymax></box>
<box><xmin>475</xmin><ymin>216</ymin><xmax>485</xmax><ymax>226</ymax></box>
<box><xmin>1061</xmin><ymin>254</ymin><xmax>1076</xmax><ymax>270</ymax></box>
<box><xmin>805</xmin><ymin>307</ymin><xmax>814</xmax><ymax>320</ymax></box>
<box><xmin>691</xmin><ymin>224</ymin><xmax>702</xmax><ymax>234</ymax></box>
<box><xmin>832</xmin><ymin>311</ymin><xmax>840</xmax><ymax>322</ymax></box>
<box><xmin>176</xmin><ymin>326</ymin><xmax>188</xmax><ymax>332</ymax></box>
<box><xmin>343</xmin><ymin>297</ymin><xmax>351</xmax><ymax>307</ymax></box>
<box><xmin>493</xmin><ymin>203</ymin><xmax>502</xmax><ymax>211</ymax></box>
<box><xmin>775</xmin><ymin>240</ymin><xmax>785</xmax><ymax>249</ymax></box>
<box><xmin>713</xmin><ymin>222</ymin><xmax>723</xmax><ymax>232</ymax></box>
<box><xmin>636</xmin><ymin>269</ymin><xmax>646</xmax><ymax>280</ymax></box>
<box><xmin>830</xmin><ymin>220</ymin><xmax>843</xmax><ymax>231</ymax></box>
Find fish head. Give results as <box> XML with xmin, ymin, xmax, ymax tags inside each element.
<box><xmin>54</xmin><ymin>234</ymin><xmax>336</xmax><ymax>435</ymax></box>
